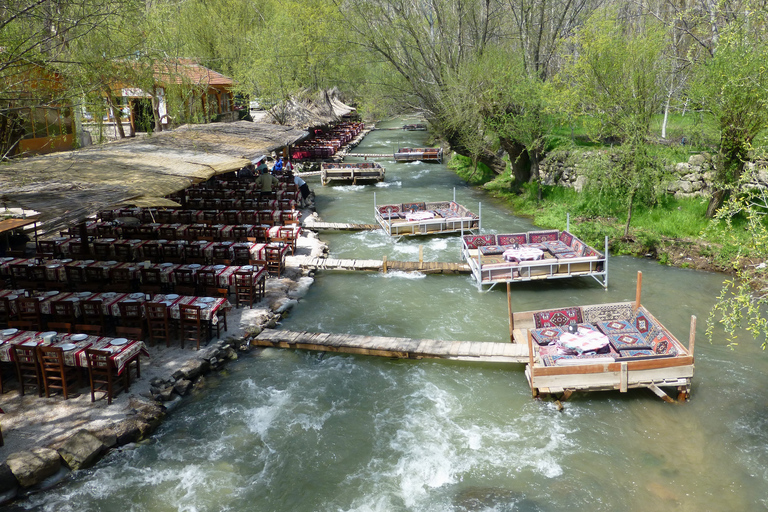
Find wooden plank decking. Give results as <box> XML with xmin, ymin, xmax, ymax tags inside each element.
<box><xmin>302</xmin><ymin>221</ymin><xmax>380</xmax><ymax>231</ymax></box>
<box><xmin>253</xmin><ymin>329</ymin><xmax>530</xmax><ymax>363</ymax></box>
<box><xmin>289</xmin><ymin>255</ymin><xmax>470</xmax><ymax>274</ymax></box>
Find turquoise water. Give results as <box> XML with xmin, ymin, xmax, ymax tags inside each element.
<box><xmin>15</xmin><ymin>119</ymin><xmax>768</xmax><ymax>512</ymax></box>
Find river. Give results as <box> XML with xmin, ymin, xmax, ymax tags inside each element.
<box><xmin>15</xmin><ymin>119</ymin><xmax>768</xmax><ymax>512</ymax></box>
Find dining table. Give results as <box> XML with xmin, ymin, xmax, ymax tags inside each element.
<box><xmin>0</xmin><ymin>328</ymin><xmax>148</xmax><ymax>375</ymax></box>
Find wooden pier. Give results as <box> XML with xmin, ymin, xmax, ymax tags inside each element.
<box><xmin>252</xmin><ymin>329</ymin><xmax>530</xmax><ymax>363</ymax></box>
<box><xmin>302</xmin><ymin>221</ymin><xmax>380</xmax><ymax>231</ymax></box>
<box><xmin>290</xmin><ymin>255</ymin><xmax>470</xmax><ymax>274</ymax></box>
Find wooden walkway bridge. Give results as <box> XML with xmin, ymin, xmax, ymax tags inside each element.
<box><xmin>290</xmin><ymin>255</ymin><xmax>470</xmax><ymax>274</ymax></box>
<box><xmin>303</xmin><ymin>221</ymin><xmax>379</xmax><ymax>231</ymax></box>
<box><xmin>252</xmin><ymin>329</ymin><xmax>529</xmax><ymax>363</ymax></box>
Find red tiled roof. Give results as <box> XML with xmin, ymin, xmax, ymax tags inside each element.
<box><xmin>153</xmin><ymin>59</ymin><xmax>233</xmax><ymax>87</ymax></box>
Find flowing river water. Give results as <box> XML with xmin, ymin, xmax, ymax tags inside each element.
<box><xmin>15</xmin><ymin>119</ymin><xmax>768</xmax><ymax>511</ymax></box>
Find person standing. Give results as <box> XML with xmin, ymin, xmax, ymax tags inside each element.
<box><xmin>288</xmin><ymin>171</ymin><xmax>311</xmax><ymax>207</ymax></box>
<box><xmin>254</xmin><ymin>167</ymin><xmax>279</xmax><ymax>198</ymax></box>
<box><xmin>273</xmin><ymin>157</ymin><xmax>283</xmax><ymax>174</ymax></box>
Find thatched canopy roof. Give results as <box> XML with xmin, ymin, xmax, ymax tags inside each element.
<box><xmin>0</xmin><ymin>121</ymin><xmax>308</xmax><ymax>234</ymax></box>
<box><xmin>270</xmin><ymin>89</ymin><xmax>355</xmax><ymax>129</ymax></box>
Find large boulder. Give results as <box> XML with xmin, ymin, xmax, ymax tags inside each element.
<box><xmin>6</xmin><ymin>447</ymin><xmax>61</xmax><ymax>487</ymax></box>
<box><xmin>58</xmin><ymin>430</ymin><xmax>105</xmax><ymax>471</ymax></box>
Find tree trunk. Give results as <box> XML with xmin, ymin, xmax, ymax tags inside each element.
<box><xmin>499</xmin><ymin>137</ymin><xmax>531</xmax><ymax>191</ymax></box>
<box><xmin>661</xmin><ymin>94</ymin><xmax>671</xmax><ymax>140</ymax></box>
<box><xmin>151</xmin><ymin>87</ymin><xmax>163</xmax><ymax>133</ymax></box>
<box><xmin>104</xmin><ymin>86</ymin><xmax>125</xmax><ymax>139</ymax></box>
<box><xmin>706</xmin><ymin>188</ymin><xmax>729</xmax><ymax>218</ymax></box>
<box><xmin>624</xmin><ymin>191</ymin><xmax>635</xmax><ymax>238</ymax></box>
<box><xmin>442</xmin><ymin>130</ymin><xmax>507</xmax><ymax>175</ymax></box>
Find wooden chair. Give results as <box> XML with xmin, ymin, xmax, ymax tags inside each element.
<box><xmin>258</xmin><ymin>210</ymin><xmax>275</xmax><ymax>226</ymax></box>
<box><xmin>179</xmin><ymin>304</ymin><xmax>208</xmax><ymax>350</ymax></box>
<box><xmin>137</xmin><ymin>225</ymin><xmax>156</xmax><ymax>239</ymax></box>
<box><xmin>9</xmin><ymin>264</ymin><xmax>34</xmax><ymax>289</ymax></box>
<box><xmin>118</xmin><ymin>301</ymin><xmax>145</xmax><ymax>337</ymax></box>
<box><xmin>47</xmin><ymin>321</ymin><xmax>73</xmax><ymax>334</ymax></box>
<box><xmin>85</xmin><ymin>349</ymin><xmax>127</xmax><ymax>405</ymax></box>
<box><xmin>81</xmin><ymin>299</ymin><xmax>108</xmax><ymax>334</ymax></box>
<box><xmin>114</xmin><ymin>326</ymin><xmax>146</xmax><ymax>382</ymax></box>
<box><xmin>185</xmin><ymin>225</ymin><xmax>205</xmax><ymax>240</ymax></box>
<box><xmin>141</xmin><ymin>242</ymin><xmax>163</xmax><ymax>263</ymax></box>
<box><xmin>223</xmin><ymin>210</ymin><xmax>239</xmax><ymax>224</ymax></box>
<box><xmin>38</xmin><ymin>345</ymin><xmax>80</xmax><ymax>399</ymax></box>
<box><xmin>139</xmin><ymin>267</ymin><xmax>164</xmax><ymax>295</ymax></box>
<box><xmin>109</xmin><ymin>267</ymin><xmax>134</xmax><ymax>293</ymax></box>
<box><xmin>92</xmin><ymin>242</ymin><xmax>113</xmax><ymax>261</ymax></box>
<box><xmin>211</xmin><ymin>244</ymin><xmax>231</xmax><ymax>265</ymax></box>
<box><xmin>113</xmin><ymin>243</ymin><xmax>133</xmax><ymax>262</ymax></box>
<box><xmin>51</xmin><ymin>300</ymin><xmax>78</xmax><ymax>326</ymax></box>
<box><xmin>26</xmin><ymin>264</ymin><xmax>50</xmax><ymax>292</ymax></box>
<box><xmin>162</xmin><ymin>242</ymin><xmax>185</xmax><ymax>264</ymax></box>
<box><xmin>185</xmin><ymin>244</ymin><xmax>207</xmax><ymax>265</ymax></box>
<box><xmin>36</xmin><ymin>240</ymin><xmax>58</xmax><ymax>259</ymax></box>
<box><xmin>229</xmin><ymin>226</ymin><xmax>249</xmax><ymax>242</ymax></box>
<box><xmin>201</xmin><ymin>226</ymin><xmax>221</xmax><ymax>242</ymax></box>
<box><xmin>11</xmin><ymin>345</ymin><xmax>43</xmax><ymax>397</ymax></box>
<box><xmin>159</xmin><ymin>226</ymin><xmax>178</xmax><ymax>241</ymax></box>
<box><xmin>74</xmin><ymin>324</ymin><xmax>103</xmax><ymax>336</ymax></box>
<box><xmin>17</xmin><ymin>298</ymin><xmax>44</xmax><ymax>330</ymax></box>
<box><xmin>232</xmin><ymin>245</ymin><xmax>252</xmax><ymax>265</ymax></box>
<box><xmin>234</xmin><ymin>271</ymin><xmax>258</xmax><ymax>309</ymax></box>
<box><xmin>144</xmin><ymin>302</ymin><xmax>174</xmax><ymax>347</ymax></box>
<box><xmin>0</xmin><ymin>297</ymin><xmax>16</xmax><ymax>328</ymax></box>
<box><xmin>85</xmin><ymin>266</ymin><xmax>109</xmax><ymax>292</ymax></box>
<box><xmin>197</xmin><ymin>269</ymin><xmax>229</xmax><ymax>298</ymax></box>
<box><xmin>201</xmin><ymin>211</ymin><xmax>219</xmax><ymax>225</ymax></box>
<box><xmin>176</xmin><ymin>211</ymin><xmax>194</xmax><ymax>224</ymax></box>
<box><xmin>64</xmin><ymin>265</ymin><xmax>88</xmax><ymax>292</ymax></box>
<box><xmin>172</xmin><ymin>268</ymin><xmax>196</xmax><ymax>296</ymax></box>
<box><xmin>264</xmin><ymin>245</ymin><xmax>284</xmax><ymax>277</ymax></box>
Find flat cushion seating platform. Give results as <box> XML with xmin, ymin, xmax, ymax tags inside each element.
<box><xmin>530</xmin><ymin>304</ymin><xmax>682</xmax><ymax>365</ymax></box>
<box><xmin>467</xmin><ymin>231</ymin><xmax>602</xmax><ymax>279</ymax></box>
<box><xmin>377</xmin><ymin>201</ymin><xmax>477</xmax><ymax>222</ymax></box>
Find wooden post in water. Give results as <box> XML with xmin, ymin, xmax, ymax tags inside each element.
<box><xmin>689</xmin><ymin>315</ymin><xmax>696</xmax><ymax>356</ymax></box>
<box><xmin>634</xmin><ymin>270</ymin><xmax>643</xmax><ymax>309</ymax></box>
<box><xmin>382</xmin><ymin>255</ymin><xmax>387</xmax><ymax>274</ymax></box>
<box><xmin>507</xmin><ymin>282</ymin><xmax>514</xmax><ymax>343</ymax></box>
<box><xmin>419</xmin><ymin>245</ymin><xmax>423</xmax><ymax>270</ymax></box>
<box><xmin>527</xmin><ymin>330</ymin><xmax>536</xmax><ymax>398</ymax></box>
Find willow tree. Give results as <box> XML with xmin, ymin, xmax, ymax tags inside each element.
<box><xmin>688</xmin><ymin>11</ymin><xmax>768</xmax><ymax>218</ymax></box>
<box><xmin>336</xmin><ymin>0</ymin><xmax>511</xmax><ymax>173</ymax></box>
<box><xmin>555</xmin><ymin>9</ymin><xmax>668</xmax><ymax>236</ymax></box>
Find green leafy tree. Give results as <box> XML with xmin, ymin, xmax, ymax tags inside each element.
<box><xmin>688</xmin><ymin>13</ymin><xmax>768</xmax><ymax>217</ymax></box>
<box><xmin>555</xmin><ymin>8</ymin><xmax>668</xmax><ymax>235</ymax></box>
<box><xmin>706</xmin><ymin>166</ymin><xmax>768</xmax><ymax>348</ymax></box>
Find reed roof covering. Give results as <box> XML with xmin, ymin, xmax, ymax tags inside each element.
<box><xmin>0</xmin><ymin>121</ymin><xmax>308</xmax><ymax>234</ymax></box>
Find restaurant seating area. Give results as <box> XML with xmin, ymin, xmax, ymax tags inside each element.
<box><xmin>290</xmin><ymin>122</ymin><xmax>365</xmax><ymax>161</ymax></box>
<box><xmin>0</xmin><ymin>167</ymin><xmax>301</xmax><ymax>405</ymax></box>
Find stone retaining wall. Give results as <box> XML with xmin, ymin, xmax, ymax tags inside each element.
<box><xmin>539</xmin><ymin>151</ymin><xmax>768</xmax><ymax>199</ymax></box>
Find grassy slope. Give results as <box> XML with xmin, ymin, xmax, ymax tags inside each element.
<box><xmin>449</xmin><ymin>113</ymin><xmax>756</xmax><ymax>273</ymax></box>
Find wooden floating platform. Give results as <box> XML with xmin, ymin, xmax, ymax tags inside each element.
<box><xmin>290</xmin><ymin>255</ymin><xmax>470</xmax><ymax>274</ymax></box>
<box><xmin>302</xmin><ymin>221</ymin><xmax>380</xmax><ymax>231</ymax></box>
<box><xmin>350</xmin><ymin>153</ymin><xmax>392</xmax><ymax>159</ymax></box>
<box><xmin>252</xmin><ymin>329</ymin><xmax>529</xmax><ymax>363</ymax></box>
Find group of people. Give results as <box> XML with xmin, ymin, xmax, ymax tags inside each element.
<box><xmin>238</xmin><ymin>156</ymin><xmax>312</xmax><ymax>208</ymax></box>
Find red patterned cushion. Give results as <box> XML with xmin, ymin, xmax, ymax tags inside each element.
<box><xmin>497</xmin><ymin>233</ymin><xmax>527</xmax><ymax>245</ymax></box>
<box><xmin>378</xmin><ymin>204</ymin><xmax>400</xmax><ymax>214</ymax></box>
<box><xmin>463</xmin><ymin>235</ymin><xmax>496</xmax><ymax>249</ymax></box>
<box><xmin>402</xmin><ymin>202</ymin><xmax>426</xmax><ymax>212</ymax></box>
<box><xmin>559</xmin><ymin>231</ymin><xmax>574</xmax><ymax>246</ymax></box>
<box><xmin>533</xmin><ymin>307</ymin><xmax>584</xmax><ymax>328</ymax></box>
<box><xmin>528</xmin><ymin>230</ymin><xmax>559</xmax><ymax>243</ymax></box>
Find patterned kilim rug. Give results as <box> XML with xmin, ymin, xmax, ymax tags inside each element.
<box><xmin>533</xmin><ymin>308</ymin><xmax>584</xmax><ymax>328</ymax></box>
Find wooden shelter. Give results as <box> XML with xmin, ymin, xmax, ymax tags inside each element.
<box><xmin>0</xmin><ymin>121</ymin><xmax>308</xmax><ymax>234</ymax></box>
